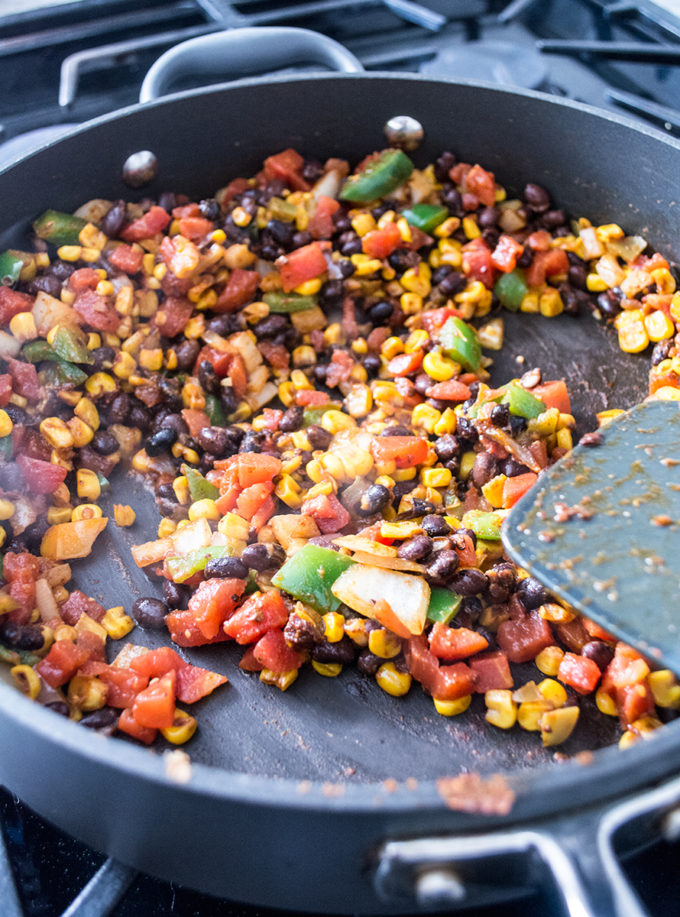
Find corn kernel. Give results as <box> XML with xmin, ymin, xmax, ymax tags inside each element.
<box><xmin>381</xmin><ymin>336</ymin><xmax>404</xmax><ymax>360</ymax></box>
<box><xmin>217</xmin><ymin>512</ymin><xmax>250</xmax><ymax>540</ymax></box>
<box><xmin>100</xmin><ymin>605</ymin><xmax>135</xmax><ymax>641</ymax></box>
<box><xmin>615</xmin><ymin>309</ymin><xmax>649</xmax><ymax>353</ymax></box>
<box><xmin>405</xmin><ymin>329</ymin><xmax>429</xmax><ymax>353</ymax></box>
<box><xmin>391</xmin><ymin>467</ymin><xmax>416</xmax><ymax>482</ymax></box>
<box><xmin>379</xmin><ymin>520</ymin><xmax>423</xmax><ymax>540</ymax></box>
<box><xmin>40</xmin><ymin>417</ymin><xmax>74</xmax><ymax>449</ymax></box>
<box><xmin>57</xmin><ymin>245</ymin><xmax>82</xmax><ymax>261</ymax></box>
<box><xmin>158</xmin><ymin>518</ymin><xmax>176</xmax><ymax>538</ymax></box>
<box><xmin>411</xmin><ymin>403</ymin><xmax>441</xmax><ymax>433</ymax></box>
<box><xmin>160</xmin><ymin>708</ymin><xmax>199</xmax><ymax>744</ymax></box>
<box><xmin>113</xmin><ymin>504</ymin><xmax>136</xmax><ymax>527</ymax></box>
<box><xmin>76</xmin><ymin>468</ymin><xmax>101</xmax><ymax>501</ymax></box>
<box><xmin>539</xmin><ymin>287</ymin><xmax>564</xmax><ymax>318</ymax></box>
<box><xmin>47</xmin><ymin>506</ymin><xmax>72</xmax><ymax>524</ymax></box>
<box><xmin>518</xmin><ymin>699</ymin><xmax>552</xmax><ymax>731</ymax></box>
<box><xmin>305</xmin><ymin>480</ymin><xmax>335</xmax><ymax>499</ymax></box>
<box><xmin>9</xmin><ymin>311</ymin><xmax>37</xmax><ymax>342</ymax></box>
<box><xmin>375</xmin><ymin>662</ymin><xmax>411</xmax><ymax>696</ymax></box>
<box><xmin>320</xmin><ymin>409</ymin><xmax>356</xmax><ymax>434</ymax></box>
<box><xmin>535</xmin><ymin>645</ymin><xmax>564</xmax><ymax>676</ymax></box>
<box><xmin>344</xmin><ymin>384</ymin><xmax>372</xmax><ymax>418</ymax></box>
<box><xmin>434</xmin><ymin>695</ymin><xmax>471</xmax><ymax>716</ymax></box>
<box><xmin>555</xmin><ymin>427</ymin><xmax>573</xmax><ymax>451</ymax></box>
<box><xmin>432</xmin><ymin>408</ymin><xmax>457</xmax><ymax>437</ymax></box>
<box><xmin>71</xmin><ymin>504</ymin><xmax>103</xmax><ymax>522</ymax></box>
<box><xmin>275</xmin><ymin>474</ymin><xmax>302</xmax><ymax>509</ymax></box>
<box><xmin>351</xmin><ymin>254</ymin><xmax>382</xmax><ymax>276</ymax></box>
<box><xmin>462</xmin><ymin>216</ymin><xmax>480</xmax><ymax>239</ymax></box>
<box><xmin>344</xmin><ymin>617</ymin><xmax>368</xmax><ymax>646</ymax></box>
<box><xmin>294</xmin><ymin>277</ymin><xmax>323</xmax><ymax>296</ymax></box>
<box><xmin>311</xmin><ymin>661</ymin><xmax>343</xmax><ymax>678</ymax></box>
<box><xmin>422</xmin><ymin>351</ymin><xmax>456</xmax><ymax>382</ymax></box>
<box><xmin>485</xmin><ymin>690</ymin><xmax>517</xmax><ymax>729</ymax></box>
<box><xmin>399</xmin><ymin>291</ymin><xmax>423</xmax><ymax>315</ymax></box>
<box><xmin>647</xmin><ymin>670</ymin><xmax>680</xmax><ymax>708</ymax></box>
<box><xmin>434</xmin><ymin>216</ymin><xmax>461</xmax><ymax>238</ymax></box>
<box><xmin>0</xmin><ymin>410</ymin><xmax>13</xmax><ymax>438</ymax></box>
<box><xmin>260</xmin><ymin>668</ymin><xmax>299</xmax><ymax>690</ymax></box>
<box><xmin>368</xmin><ymin>628</ymin><xmax>402</xmax><ymax>659</ymax></box>
<box><xmin>319</xmin><ymin>452</ymin><xmax>346</xmax><ymax>481</ymax></box>
<box><xmin>67</xmin><ymin>674</ymin><xmax>108</xmax><ymax>712</ymax></box>
<box><xmin>401</xmin><ymin>263</ymin><xmax>431</xmax><ymax>297</ymax></box>
<box><xmin>323</xmin><ymin>612</ymin><xmax>345</xmax><ymax>644</ymax></box>
<box><xmin>351</xmin><ymin>212</ymin><xmax>376</xmax><ymax>237</ymax></box>
<box><xmin>539</xmin><ymin>705</ymin><xmax>580</xmax><ymax>746</ymax></box>
<box><xmin>586</xmin><ymin>272</ymin><xmax>608</xmax><ymax>292</ymax></box>
<box><xmin>520</xmin><ymin>291</ymin><xmax>540</xmax><ymax>313</ymax></box>
<box><xmin>11</xmin><ymin>664</ymin><xmax>41</xmax><ymax>700</ymax></box>
<box><xmin>537</xmin><ymin>678</ymin><xmax>568</xmax><ymax>708</ymax></box>
<box><xmin>421</xmin><ymin>467</ymin><xmax>452</xmax><ymax>488</ymax></box>
<box><xmin>644</xmin><ymin>309</ymin><xmax>674</xmax><ymax>342</ymax></box>
<box><xmin>291</xmin><ymin>430</ymin><xmax>312</xmax><ymax>451</ymax></box>
<box><xmin>137</xmin><ymin>347</ymin><xmax>164</xmax><ymax>372</ymax></box>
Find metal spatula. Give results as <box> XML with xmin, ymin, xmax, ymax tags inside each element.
<box><xmin>502</xmin><ymin>399</ymin><xmax>680</xmax><ymax>675</ymax></box>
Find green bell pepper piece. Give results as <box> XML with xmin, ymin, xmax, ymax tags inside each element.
<box><xmin>0</xmin><ymin>250</ymin><xmax>26</xmax><ymax>285</ymax></box>
<box><xmin>440</xmin><ymin>316</ymin><xmax>482</xmax><ymax>373</ymax></box>
<box><xmin>205</xmin><ymin>393</ymin><xmax>226</xmax><ymax>427</ymax></box>
<box><xmin>0</xmin><ymin>436</ymin><xmax>12</xmax><ymax>462</ymax></box>
<box><xmin>182</xmin><ymin>465</ymin><xmax>220</xmax><ymax>502</ymax></box>
<box><xmin>503</xmin><ymin>381</ymin><xmax>546</xmax><ymax>419</ymax></box>
<box><xmin>263</xmin><ymin>291</ymin><xmax>318</xmax><ymax>313</ymax></box>
<box><xmin>41</xmin><ymin>361</ymin><xmax>88</xmax><ymax>386</ymax></box>
<box><xmin>166</xmin><ymin>545</ymin><xmax>228</xmax><ymax>583</ymax></box>
<box><xmin>96</xmin><ymin>473</ymin><xmax>111</xmax><ymax>493</ymax></box>
<box><xmin>401</xmin><ymin>203</ymin><xmax>449</xmax><ymax>234</ymax></box>
<box><xmin>462</xmin><ymin>509</ymin><xmax>502</xmax><ymax>541</ymax></box>
<box><xmin>302</xmin><ymin>405</ymin><xmax>334</xmax><ymax>426</ymax></box>
<box><xmin>494</xmin><ymin>269</ymin><xmax>528</xmax><ymax>312</ymax></box>
<box><xmin>23</xmin><ymin>341</ymin><xmax>60</xmax><ymax>363</ymax></box>
<box><xmin>50</xmin><ymin>325</ymin><xmax>94</xmax><ymax>365</ymax></box>
<box><xmin>268</xmin><ymin>197</ymin><xmax>298</xmax><ymax>221</ymax></box>
<box><xmin>271</xmin><ymin>544</ymin><xmax>355</xmax><ymax>613</ymax></box>
<box><xmin>427</xmin><ymin>587</ymin><xmax>462</xmax><ymax>624</ymax></box>
<box><xmin>0</xmin><ymin>644</ymin><xmax>19</xmax><ymax>666</ymax></box>
<box><xmin>340</xmin><ymin>149</ymin><xmax>414</xmax><ymax>203</ymax></box>
<box><xmin>32</xmin><ymin>209</ymin><xmax>87</xmax><ymax>245</ymax></box>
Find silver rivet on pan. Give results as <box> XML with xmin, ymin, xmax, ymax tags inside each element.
<box><xmin>122</xmin><ymin>150</ymin><xmax>158</xmax><ymax>188</ymax></box>
<box><xmin>384</xmin><ymin>115</ymin><xmax>424</xmax><ymax>151</ymax></box>
<box><xmin>414</xmin><ymin>867</ymin><xmax>466</xmax><ymax>905</ymax></box>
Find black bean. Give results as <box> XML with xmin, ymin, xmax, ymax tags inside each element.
<box><xmin>128</xmin><ymin>404</ymin><xmax>152</xmax><ymax>432</ymax></box>
<box><xmin>101</xmin><ymin>200</ymin><xmax>126</xmax><ymax>237</ymax></box>
<box><xmin>29</xmin><ymin>274</ymin><xmax>62</xmax><ymax>297</ymax></box>
<box><xmin>471</xmin><ymin>452</ymin><xmax>498</xmax><ymax>488</ymax></box>
<box><xmin>312</xmin><ymin>635</ymin><xmax>355</xmax><ymax>665</ymax></box>
<box><xmin>220</xmin><ymin>385</ymin><xmax>239</xmax><ymax>417</ymax></box>
<box><xmin>91</xmin><ymin>430</ymin><xmax>119</xmax><ymax>455</ymax></box>
<box><xmin>489</xmin><ymin>403</ymin><xmax>510</xmax><ymax>429</ymax></box>
<box><xmin>438</xmin><ymin>271</ymin><xmax>466</xmax><ymax>297</ymax></box>
<box><xmin>541</xmin><ymin>209</ymin><xmax>567</xmax><ymax>230</ymax></box>
<box><xmin>80</xmin><ymin>707</ymin><xmax>119</xmax><ymax>733</ymax></box>
<box><xmin>254</xmin><ymin>314</ymin><xmax>288</xmax><ymax>339</ymax></box>
<box><xmin>267</xmin><ymin>219</ymin><xmax>295</xmax><ymax>248</ymax></box>
<box><xmin>582</xmin><ymin>640</ymin><xmax>615</xmax><ymax>671</ymax></box>
<box><xmin>240</xmin><ymin>543</ymin><xmax>273</xmax><ymax>571</ymax></box>
<box><xmin>398</xmin><ymin>534</ymin><xmax>433</xmax><ymax>561</ymax></box>
<box><xmin>146</xmin><ymin>427</ymin><xmax>177</xmax><ymax>456</ymax></box>
<box><xmin>357</xmin><ymin>648</ymin><xmax>383</xmax><ymax>675</ymax></box>
<box><xmin>132</xmin><ymin>596</ymin><xmax>169</xmax><ymax>628</ymax></box>
<box><xmin>279</xmin><ymin>405</ymin><xmax>304</xmax><ymax>433</ymax></box>
<box><xmin>478</xmin><ymin>206</ymin><xmax>499</xmax><ymax>228</ymax></box>
<box><xmin>434</xmin><ymin>151</ymin><xmax>456</xmax><ymax>182</ymax></box>
<box><xmin>358</xmin><ymin>483</ymin><xmax>391</xmax><ymax>515</ymax></box>
<box><xmin>422</xmin><ymin>514</ymin><xmax>451</xmax><ymax>537</ymax></box>
<box><xmin>425</xmin><ymin>549</ymin><xmax>459</xmax><ymax>584</ymax></box>
<box><xmin>392</xmin><ymin>480</ymin><xmax>418</xmax><ymax>501</ymax></box>
<box><xmin>434</xmin><ymin>434</ymin><xmax>461</xmax><ymax>464</ymax></box>
<box><xmin>158</xmin><ymin>191</ymin><xmax>177</xmax><ymax>212</ymax></box>
<box><xmin>23</xmin><ymin>518</ymin><xmax>51</xmax><ymax>554</ymax></box>
<box><xmin>509</xmin><ymin>414</ymin><xmax>527</xmax><ymax>436</ymax></box>
<box><xmin>651</xmin><ymin>339</ymin><xmax>674</xmax><ymax>366</ymax></box>
<box><xmin>449</xmin><ymin>568</ymin><xmax>488</xmax><ymax>596</ymax></box>
<box><xmin>207</xmin><ymin>314</ymin><xmax>241</xmax><ymax>336</ymax></box>
<box><xmin>306</xmin><ymin>423</ymin><xmax>332</xmax><ymax>450</ymax></box>
<box><xmin>369</xmin><ymin>301</ymin><xmax>394</xmax><ymax>324</ymax></box>
<box><xmin>195</xmin><ymin>360</ymin><xmax>219</xmax><ymax>396</ymax></box>
<box><xmin>338</xmin><ymin>231</ymin><xmax>362</xmax><ymax>256</ymax></box>
<box><xmin>204</xmin><ymin>556</ymin><xmax>249</xmax><ymax>579</ymax></box>
<box><xmin>156</xmin><ymin>482</ymin><xmax>176</xmax><ymax>500</ymax></box>
<box><xmin>196</xmin><ymin>426</ymin><xmax>229</xmax><ymax>456</ymax></box>
<box><xmin>481</xmin><ymin>227</ymin><xmax>500</xmax><ymax>248</ymax></box>
<box><xmin>456</xmin><ymin>596</ymin><xmax>483</xmax><ymax>628</ymax></box>
<box><xmin>515</xmin><ymin>576</ymin><xmax>550</xmax><ymax>610</ymax></box>
<box><xmin>47</xmin><ymin>259</ymin><xmax>74</xmax><ymax>281</ymax></box>
<box><xmin>523</xmin><ymin>183</ymin><xmax>551</xmax><ymax>213</ymax></box>
<box><xmin>239</xmin><ymin>430</ymin><xmax>265</xmax><ymax>454</ymax></box>
<box><xmin>362</xmin><ymin>354</ymin><xmax>380</xmax><ymax>378</ymax></box>
<box><xmin>597</xmin><ymin>290</ymin><xmax>622</xmax><ymax>318</ymax></box>
<box><xmin>173</xmin><ymin>339</ymin><xmax>199</xmax><ymax>372</ymax></box>
<box><xmin>380</xmin><ymin>424</ymin><xmax>412</xmax><ymax>437</ymax></box>
<box><xmin>158</xmin><ymin>412</ymin><xmax>188</xmax><ymax>438</ymax></box>
<box><xmin>199</xmin><ymin>198</ymin><xmax>220</xmax><ymax>220</ymax></box>
<box><xmin>388</xmin><ymin>248</ymin><xmax>420</xmax><ymax>274</ymax></box>
<box><xmin>442</xmin><ymin>186</ymin><xmax>463</xmax><ymax>215</ymax></box>
<box><xmin>162</xmin><ymin>580</ymin><xmax>191</xmax><ymax>609</ymax></box>
<box><xmin>45</xmin><ymin>702</ymin><xmax>71</xmax><ymax>718</ymax></box>
<box><xmin>319</xmin><ymin>279</ymin><xmax>344</xmax><ymax>308</ymax></box>
<box><xmin>456</xmin><ymin>416</ymin><xmax>478</xmax><ymax>444</ymax></box>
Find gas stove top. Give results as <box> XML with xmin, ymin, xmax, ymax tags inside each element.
<box><xmin>1</xmin><ymin>1</ymin><xmax>680</xmax><ymax>915</ymax></box>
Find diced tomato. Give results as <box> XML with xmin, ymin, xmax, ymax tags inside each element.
<box><xmin>108</xmin><ymin>244</ymin><xmax>144</xmax><ymax>274</ymax></box>
<box><xmin>425</xmin><ymin>380</ymin><xmax>471</xmax><ymax>401</ymax></box>
<box><xmin>178</xmin><ymin>216</ymin><xmax>214</xmax><ymax>242</ymax></box>
<box><xmin>259</xmin><ymin>340</ymin><xmax>290</xmax><ymax>371</ymax></box>
<box><xmin>117</xmin><ymin>708</ymin><xmax>157</xmax><ymax>745</ymax></box>
<box><xmin>582</xmin><ymin>618</ymin><xmax>615</xmax><ymax>643</ymax></box>
<box><xmin>496</xmin><ymin>612</ymin><xmax>554</xmax><ymax>663</ymax></box>
<box><xmin>251</xmin><ymin>495</ymin><xmax>276</xmax><ymax>530</ymax></box>
<box><xmin>469</xmin><ymin>650</ymin><xmax>513</xmax><ymax>692</ymax></box>
<box><xmin>461</xmin><ymin>238</ymin><xmax>496</xmax><ymax>289</ymax></box>
<box><xmin>553</xmin><ymin>618</ymin><xmax>589</xmax><ymax>653</ymax></box>
<box><xmin>94</xmin><ymin>665</ymin><xmax>149</xmax><ymax>707</ymax></box>
<box><xmin>236</xmin><ymin>481</ymin><xmax>275</xmax><ymax>520</ymax></box>
<box><xmin>362</xmin><ymin>223</ymin><xmax>402</xmax><ymax>259</ymax></box>
<box><xmin>557</xmin><ymin>652</ymin><xmax>602</xmax><ymax>695</ymax></box>
<box><xmin>154</xmin><ymin>296</ymin><xmax>194</xmax><ymax>338</ymax></box>
<box><xmin>435</xmin><ymin>662</ymin><xmax>477</xmax><ymax>701</ymax></box>
<box><xmin>219</xmin><ymin>177</ymin><xmax>249</xmax><ymax>204</ymax></box>
<box><xmin>132</xmin><ymin>670</ymin><xmax>177</xmax><ymax>729</ymax></box>
<box><xmin>405</xmin><ymin>635</ymin><xmax>477</xmax><ymax>700</ymax></box>
<box><xmin>386</xmin><ymin>350</ymin><xmax>423</xmax><ymax>377</ymax></box>
<box><xmin>75</xmin><ymin>629</ymin><xmax>106</xmax><ymax>663</ymax></box>
<box><xmin>214</xmin><ymin>267</ymin><xmax>260</xmax><ymax>313</ymax></box>
<box><xmin>429</xmin><ymin>622</ymin><xmax>489</xmax><ymax>661</ymax></box>
<box><xmin>8</xmin><ymin>358</ymin><xmax>40</xmax><ymax>402</ymax></box>
<box><xmin>172</xmin><ymin>203</ymin><xmax>201</xmax><ymax>219</ymax></box>
<box><xmin>129</xmin><ymin>647</ymin><xmax>185</xmax><ymax>679</ymax></box>
<box><xmin>73</xmin><ymin>290</ymin><xmax>120</xmax><ymax>332</ymax></box>
<box><xmin>325</xmin><ymin>349</ymin><xmax>355</xmax><ymax>388</ymax></box>
<box><xmin>308</xmin><ymin>195</ymin><xmax>341</xmax><ymax>240</ymax></box>
<box><xmin>526</xmin><ymin>230</ymin><xmax>552</xmax><ymax>252</ymax></box>
<box><xmin>194</xmin><ymin>345</ymin><xmax>231</xmax><ymax>377</ymax></box>
<box><xmin>7</xmin><ymin>579</ymin><xmax>35</xmax><ymax>625</ymax></box>
<box><xmin>0</xmin><ymin>374</ymin><xmax>11</xmax><ymax>407</ymax></box>
<box><xmin>420</xmin><ymin>306</ymin><xmax>464</xmax><ymax>335</ymax></box>
<box><xmin>181</xmin><ymin>408</ymin><xmax>210</xmax><ymax>439</ymax></box>
<box><xmin>187</xmin><ymin>577</ymin><xmax>246</xmax><ymax>640</ymax></box>
<box><xmin>176</xmin><ymin>664</ymin><xmax>228</xmax><ymax>704</ymax></box>
<box><xmin>370</xmin><ymin>436</ymin><xmax>429</xmax><ymax>469</ymax></box>
<box><xmin>491</xmin><ymin>234</ymin><xmax>524</xmax><ymax>273</ymax></box>
<box><xmin>36</xmin><ymin>640</ymin><xmax>91</xmax><ymax>688</ymax></box>
<box><xmin>223</xmin><ymin>589</ymin><xmax>289</xmax><ymax>644</ymax></box>
<box><xmin>236</xmin><ymin>452</ymin><xmax>282</xmax><ymax>488</ymax></box>
<box><xmin>68</xmin><ymin>268</ymin><xmax>100</xmax><ymax>292</ymax></box>
<box><xmin>166</xmin><ymin>609</ymin><xmax>232</xmax><ymax>647</ymax></box>
<box><xmin>238</xmin><ymin>646</ymin><xmax>263</xmax><ymax>672</ymax></box>
<box><xmin>0</xmin><ymin>286</ymin><xmax>34</xmax><ymax>326</ymax></box>
<box><xmin>502</xmin><ymin>472</ymin><xmax>538</xmax><ymax>509</ymax></box>
<box><xmin>216</xmin><ymin>465</ymin><xmax>240</xmax><ymax>512</ymax></box>
<box><xmin>525</xmin><ymin>249</ymin><xmax>569</xmax><ymax>287</ymax></box>
<box><xmin>262</xmin><ymin>148</ymin><xmax>310</xmax><ymax>192</ymax></box>
<box><xmin>300</xmin><ymin>492</ymin><xmax>350</xmax><ymax>534</ymax></box>
<box><xmin>404</xmin><ymin>634</ymin><xmax>440</xmax><ymax>693</ymax></box>
<box><xmin>463</xmin><ymin>164</ymin><xmax>496</xmax><ymax>207</ymax></box>
<box><xmin>252</xmin><ymin>628</ymin><xmax>305</xmax><ymax>673</ymax></box>
<box><xmin>260</xmin><ymin>408</ymin><xmax>283</xmax><ymax>432</ymax></box>
<box><xmin>60</xmin><ymin>589</ymin><xmax>106</xmax><ymax>625</ymax></box>
<box><xmin>531</xmin><ymin>380</ymin><xmax>571</xmax><ymax>415</ymax></box>
<box><xmin>3</xmin><ymin>551</ymin><xmax>40</xmax><ymax>582</ymax></box>
<box><xmin>602</xmin><ymin>643</ymin><xmax>650</xmax><ymax>691</ymax></box>
<box><xmin>617</xmin><ymin>682</ymin><xmax>655</xmax><ymax>727</ymax></box>
<box><xmin>16</xmin><ymin>454</ymin><xmax>67</xmax><ymax>494</ymax></box>
<box><xmin>120</xmin><ymin>205</ymin><xmax>171</xmax><ymax>242</ymax></box>
<box><xmin>370</xmin><ymin>601</ymin><xmax>412</xmax><ymax>640</ymax></box>
<box><xmin>277</xmin><ymin>242</ymin><xmax>328</xmax><ymax>293</ymax></box>
<box><xmin>159</xmin><ymin>233</ymin><xmax>200</xmax><ymax>279</ymax></box>
<box><xmin>296</xmin><ymin>389</ymin><xmax>329</xmax><ymax>407</ymax></box>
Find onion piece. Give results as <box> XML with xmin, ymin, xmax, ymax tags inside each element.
<box><xmin>41</xmin><ymin>517</ymin><xmax>108</xmax><ymax>561</ymax></box>
<box><xmin>73</xmin><ymin>198</ymin><xmax>113</xmax><ymax>223</ymax></box>
<box><xmin>35</xmin><ymin>577</ymin><xmax>60</xmax><ymax>622</ymax></box>
<box><xmin>312</xmin><ymin>168</ymin><xmax>343</xmax><ymax>201</ymax></box>
<box><xmin>332</xmin><ymin>535</ymin><xmax>397</xmax><ymax>556</ymax></box>
<box><xmin>350</xmin><ymin>550</ymin><xmax>425</xmax><ymax>573</ymax></box>
<box><xmin>331</xmin><ymin>564</ymin><xmax>429</xmax><ymax>636</ymax></box>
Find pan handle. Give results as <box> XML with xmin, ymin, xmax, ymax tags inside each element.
<box><xmin>139</xmin><ymin>27</ymin><xmax>364</xmax><ymax>104</ymax></box>
<box><xmin>375</xmin><ymin>772</ymin><xmax>680</xmax><ymax>916</ymax></box>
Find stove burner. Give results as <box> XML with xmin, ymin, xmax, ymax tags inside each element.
<box><xmin>419</xmin><ymin>39</ymin><xmax>548</xmax><ymax>89</ymax></box>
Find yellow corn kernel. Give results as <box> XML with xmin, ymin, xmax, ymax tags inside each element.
<box><xmin>517</xmin><ymin>699</ymin><xmax>552</xmax><ymax>731</ymax></box>
<box><xmin>278</xmin><ymin>381</ymin><xmax>295</xmax><ymax>407</ymax></box>
<box><xmin>320</xmin><ymin>409</ymin><xmax>356</xmax><ymax>434</ymax></box>
<box><xmin>305</xmin><ymin>480</ymin><xmax>335</xmax><ymax>499</ymax></box>
<box><xmin>113</xmin><ymin>504</ymin><xmax>136</xmax><ymax>527</ymax></box>
<box><xmin>161</xmin><ymin>709</ymin><xmax>199</xmax><ymax>744</ymax></box>
<box><xmin>137</xmin><ymin>347</ymin><xmax>164</xmax><ymax>372</ymax></box>
<box><xmin>401</xmin><ymin>263</ymin><xmax>431</xmax><ymax>297</ymax></box>
<box><xmin>72</xmin><ymin>396</ymin><xmax>99</xmax><ymax>432</ymax></box>
<box><xmin>60</xmin><ymin>287</ymin><xmax>76</xmax><ymax>304</ymax></box>
<box><xmin>183</xmin><ymin>313</ymin><xmax>205</xmax><ymax>339</ymax></box>
<box><xmin>345</xmin><ymin>384</ymin><xmax>372</xmax><ymax>418</ymax></box>
<box><xmin>391</xmin><ymin>467</ymin><xmax>416</xmax><ymax>482</ymax></box>
<box><xmin>231</xmin><ymin>205</ymin><xmax>252</xmax><ymax>227</ymax></box>
<box><xmin>644</xmin><ymin>309</ymin><xmax>674</xmax><ymax>342</ymax></box>
<box><xmin>618</xmin><ymin>730</ymin><xmax>638</xmax><ymax>750</ymax></box>
<box><xmin>9</xmin><ymin>311</ymin><xmax>37</xmax><ymax>342</ymax></box>
<box><xmin>434</xmin><ymin>216</ymin><xmax>460</xmax><ymax>238</ymax></box>
<box><xmin>421</xmin><ymin>467</ymin><xmax>452</xmax><ymax>488</ymax></box>
<box><xmin>67</xmin><ymin>674</ymin><xmax>107</xmax><ymax>712</ymax></box>
<box><xmin>319</xmin><ymin>452</ymin><xmax>346</xmax><ymax>482</ymax></box>
<box><xmin>54</xmin><ymin>624</ymin><xmax>77</xmax><ymax>642</ymax></box>
<box><xmin>275</xmin><ymin>474</ymin><xmax>302</xmax><ymax>509</ymax></box>
<box><xmin>433</xmin><ymin>408</ymin><xmax>458</xmax><ymax>437</ymax></box>
<box><xmin>394</xmin><ymin>215</ymin><xmax>412</xmax><ymax>243</ymax></box>
<box><xmin>539</xmin><ymin>287</ymin><xmax>564</xmax><ymax>318</ymax></box>
<box><xmin>380</xmin><ymin>520</ymin><xmax>422</xmax><ymax>539</ymax></box>
<box><xmin>462</xmin><ymin>216</ymin><xmax>480</xmax><ymax>239</ymax></box>
<box><xmin>182</xmin><ymin>381</ymin><xmax>206</xmax><ymax>411</ymax></box>
<box><xmin>112</xmin><ymin>350</ymin><xmax>136</xmax><ymax>380</ymax></box>
<box><xmin>323</xmin><ymin>611</ymin><xmax>345</xmax><ymax>644</ymax></box>
<box><xmin>289</xmin><ymin>369</ymin><xmax>312</xmax><ymax>392</ymax></box>
<box><xmin>615</xmin><ymin>309</ymin><xmax>649</xmax><ymax>353</ymax></box>
<box><xmin>76</xmin><ymin>468</ymin><xmax>101</xmax><ymax>501</ymax></box>
<box><xmin>78</xmin><ymin>222</ymin><xmax>107</xmax><ymax>249</ymax></box>
<box><xmin>539</xmin><ymin>705</ymin><xmax>580</xmax><ymax>746</ymax></box>
<box><xmin>535</xmin><ymin>645</ymin><xmax>564</xmax><ymax>677</ymax></box>
<box><xmin>631</xmin><ymin>715</ymin><xmax>664</xmax><ymax>735</ymax></box>
<box><xmin>67</xmin><ymin>417</ymin><xmax>93</xmax><ymax>448</ymax></box>
<box><xmin>422</xmin><ymin>351</ymin><xmax>455</xmax><ymax>382</ymax></box>
<box><xmin>292</xmin><ymin>344</ymin><xmax>316</xmax><ymax>367</ymax></box>
<box><xmin>71</xmin><ymin>503</ymin><xmax>103</xmax><ymax>521</ymax></box>
<box><xmin>260</xmin><ymin>668</ymin><xmax>299</xmax><ymax>690</ymax></box>
<box><xmin>311</xmin><ymin>661</ymin><xmax>343</xmax><ymax>678</ymax></box>
<box><xmin>294</xmin><ymin>277</ymin><xmax>323</xmax><ymax>296</ymax></box>
<box><xmin>304</xmin><ymin>459</ymin><xmax>324</xmax><ymax>484</ymax></box>
<box><xmin>94</xmin><ymin>279</ymin><xmax>114</xmax><ymax>297</ymax></box>
<box><xmin>368</xmin><ymin>628</ymin><xmax>402</xmax><ymax>659</ymax></box>
<box><xmin>0</xmin><ymin>409</ymin><xmax>13</xmax><ymax>438</ymax></box>
<box><xmin>182</xmin><ymin>447</ymin><xmax>200</xmax><ymax>466</ymax></box>
<box><xmin>164</xmin><ymin>349</ymin><xmax>178</xmax><ymax>371</ymax></box>
<box><xmin>651</xmin><ymin>267</ymin><xmax>676</xmax><ymax>294</ymax></box>
<box><xmin>399</xmin><ymin>291</ymin><xmax>423</xmax><ymax>316</ymax></box>
<box><xmin>434</xmin><ymin>695</ymin><xmax>471</xmax><ymax>717</ymax></box>
<box><xmin>411</xmin><ymin>403</ymin><xmax>441</xmax><ymax>433</ymax></box>
<box><xmin>80</xmin><ymin>246</ymin><xmax>101</xmax><ymax>263</ymax></box>
<box><xmin>555</xmin><ymin>427</ymin><xmax>573</xmax><ymax>451</ymax></box>
<box><xmin>485</xmin><ymin>690</ymin><xmax>517</xmax><ymax>729</ymax></box>
<box><xmin>57</xmin><ymin>244</ymin><xmax>82</xmax><ymax>261</ymax></box>
<box><xmin>217</xmin><ymin>512</ymin><xmax>250</xmax><ymax>540</ymax></box>
<box><xmin>351</xmin><ymin>254</ymin><xmax>382</xmax><ymax>276</ymax></box>
<box><xmin>291</xmin><ymin>430</ymin><xmax>312</xmax><ymax>451</ymax></box>
<box><xmin>586</xmin><ymin>272</ymin><xmax>608</xmax><ymax>292</ymax></box>
<box><xmin>47</xmin><ymin>506</ymin><xmax>72</xmax><ymax>525</ymax></box>
<box><xmin>594</xmin><ymin>688</ymin><xmax>618</xmax><ymax>717</ymax></box>
<box><xmin>647</xmin><ymin>670</ymin><xmax>680</xmax><ymax>708</ymax></box>
<box><xmin>404</xmin><ymin>329</ymin><xmax>429</xmax><ymax>353</ymax></box>
<box><xmin>154</xmin><ymin>520</ymin><xmax>175</xmax><ymax>541</ymax></box>
<box><xmin>351</xmin><ymin>212</ymin><xmax>376</xmax><ymax>237</ymax></box>
<box><xmin>537</xmin><ymin>678</ymin><xmax>568</xmax><ymax>708</ymax></box>
<box><xmin>519</xmin><ymin>290</ymin><xmax>539</xmax><ymax>314</ymax></box>
<box><xmin>381</xmin><ymin>336</ymin><xmax>404</xmax><ymax>360</ymax></box>
<box><xmin>40</xmin><ymin>417</ymin><xmax>74</xmax><ymax>450</ymax></box>
<box><xmin>375</xmin><ymin>662</ymin><xmax>411</xmax><ymax>697</ymax></box>
<box><xmin>343</xmin><ymin>617</ymin><xmax>368</xmax><ymax>646</ymax></box>
<box><xmin>85</xmin><ymin>372</ymin><xmax>116</xmax><ymax>400</ymax></box>
<box><xmin>11</xmin><ymin>664</ymin><xmax>42</xmax><ymax>700</ymax></box>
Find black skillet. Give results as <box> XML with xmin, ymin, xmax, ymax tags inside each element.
<box><xmin>1</xmin><ymin>27</ymin><xmax>680</xmax><ymax>917</ymax></box>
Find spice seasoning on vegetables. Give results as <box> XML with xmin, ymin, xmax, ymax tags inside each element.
<box><xmin>0</xmin><ymin>144</ymin><xmax>677</xmax><ymax>754</ymax></box>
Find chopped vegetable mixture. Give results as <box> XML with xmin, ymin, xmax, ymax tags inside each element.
<box><xmin>0</xmin><ymin>144</ymin><xmax>678</xmax><ymax>752</ymax></box>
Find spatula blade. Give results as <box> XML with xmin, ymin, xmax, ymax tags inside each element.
<box><xmin>502</xmin><ymin>399</ymin><xmax>680</xmax><ymax>674</ymax></box>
